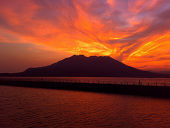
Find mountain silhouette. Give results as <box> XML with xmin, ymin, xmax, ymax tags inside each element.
<box><xmin>3</xmin><ymin>55</ymin><xmax>167</xmax><ymax>77</ymax></box>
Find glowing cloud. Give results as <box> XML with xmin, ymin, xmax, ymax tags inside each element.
<box><xmin>0</xmin><ymin>0</ymin><xmax>170</xmax><ymax>72</ymax></box>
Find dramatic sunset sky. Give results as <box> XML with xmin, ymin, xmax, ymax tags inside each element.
<box><xmin>0</xmin><ymin>0</ymin><xmax>170</xmax><ymax>73</ymax></box>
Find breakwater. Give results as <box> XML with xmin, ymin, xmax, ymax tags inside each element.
<box><xmin>0</xmin><ymin>80</ymin><xmax>170</xmax><ymax>99</ymax></box>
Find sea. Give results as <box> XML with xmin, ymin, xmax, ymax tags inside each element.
<box><xmin>0</xmin><ymin>77</ymin><xmax>170</xmax><ymax>128</ymax></box>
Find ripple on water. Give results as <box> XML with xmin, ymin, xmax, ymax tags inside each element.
<box><xmin>0</xmin><ymin>85</ymin><xmax>169</xmax><ymax>128</ymax></box>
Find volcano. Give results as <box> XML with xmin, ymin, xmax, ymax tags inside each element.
<box><xmin>3</xmin><ymin>55</ymin><xmax>166</xmax><ymax>77</ymax></box>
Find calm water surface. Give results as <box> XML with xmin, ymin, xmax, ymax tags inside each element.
<box><xmin>0</xmin><ymin>85</ymin><xmax>169</xmax><ymax>128</ymax></box>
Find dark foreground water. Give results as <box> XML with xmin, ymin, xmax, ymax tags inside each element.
<box><xmin>0</xmin><ymin>86</ymin><xmax>169</xmax><ymax>128</ymax></box>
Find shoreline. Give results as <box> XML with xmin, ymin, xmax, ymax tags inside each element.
<box><xmin>0</xmin><ymin>80</ymin><xmax>170</xmax><ymax>99</ymax></box>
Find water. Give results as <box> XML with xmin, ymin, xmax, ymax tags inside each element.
<box><xmin>0</xmin><ymin>77</ymin><xmax>170</xmax><ymax>86</ymax></box>
<box><xmin>0</xmin><ymin>85</ymin><xmax>169</xmax><ymax>128</ymax></box>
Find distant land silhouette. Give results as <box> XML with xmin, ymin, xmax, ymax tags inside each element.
<box><xmin>0</xmin><ymin>55</ymin><xmax>170</xmax><ymax>77</ymax></box>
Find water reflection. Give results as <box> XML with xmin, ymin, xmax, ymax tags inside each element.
<box><xmin>0</xmin><ymin>86</ymin><xmax>169</xmax><ymax>128</ymax></box>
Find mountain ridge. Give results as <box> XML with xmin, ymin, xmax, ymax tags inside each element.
<box><xmin>0</xmin><ymin>55</ymin><xmax>170</xmax><ymax>78</ymax></box>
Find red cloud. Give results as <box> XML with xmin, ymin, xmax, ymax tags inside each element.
<box><xmin>0</xmin><ymin>0</ymin><xmax>170</xmax><ymax>72</ymax></box>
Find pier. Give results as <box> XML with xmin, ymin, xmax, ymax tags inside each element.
<box><xmin>0</xmin><ymin>79</ymin><xmax>170</xmax><ymax>99</ymax></box>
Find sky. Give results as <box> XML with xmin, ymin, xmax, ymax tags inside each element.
<box><xmin>0</xmin><ymin>0</ymin><xmax>170</xmax><ymax>73</ymax></box>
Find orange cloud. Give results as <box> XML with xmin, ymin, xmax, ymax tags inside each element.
<box><xmin>0</xmin><ymin>0</ymin><xmax>170</xmax><ymax>72</ymax></box>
